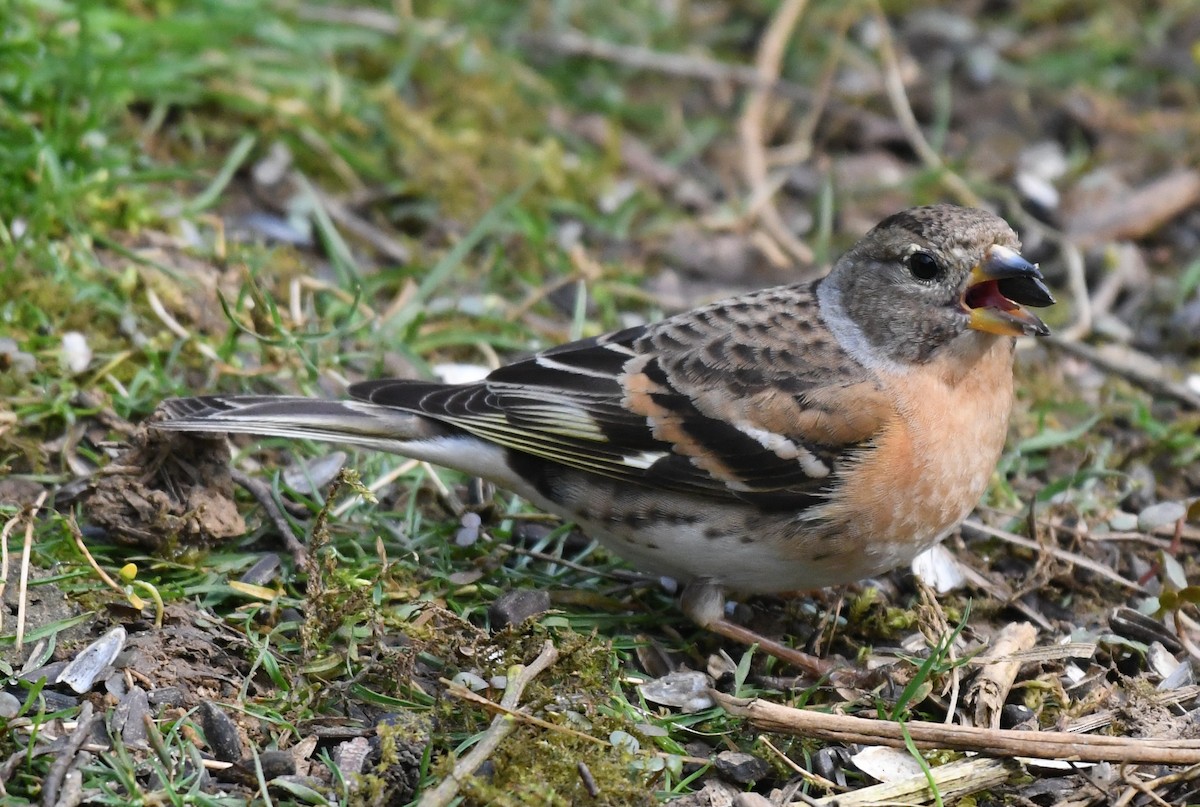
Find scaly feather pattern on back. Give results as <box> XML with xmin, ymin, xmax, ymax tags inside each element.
<box><xmin>350</xmin><ymin>283</ymin><xmax>892</xmax><ymax>511</ymax></box>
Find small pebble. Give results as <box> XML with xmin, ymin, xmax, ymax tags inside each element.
<box><xmin>117</xmin><ymin>686</ymin><xmax>150</xmax><ymax>747</ymax></box>
<box><xmin>239</xmin><ymin>554</ymin><xmax>282</xmax><ymax>587</ymax></box>
<box><xmin>20</xmin><ymin>660</ymin><xmax>69</xmax><ymax>685</ymax></box>
<box><xmin>638</xmin><ymin>671</ymin><xmax>714</xmax><ymax>713</ymax></box>
<box><xmin>258</xmin><ymin>749</ymin><xmax>296</xmax><ymax>780</ymax></box>
<box><xmin>451</xmin><ymin>671</ymin><xmax>489</xmax><ymax>692</ymax></box>
<box><xmin>147</xmin><ymin>686</ymin><xmax>185</xmax><ymax>707</ymax></box>
<box><xmin>104</xmin><ymin>672</ymin><xmax>128</xmax><ymax>698</ymax></box>
<box><xmin>487</xmin><ymin>589</ymin><xmax>551</xmax><ymax>629</ymax></box>
<box><xmin>1139</xmin><ymin>501</ymin><xmax>1186</xmax><ymax>532</ymax></box>
<box><xmin>333</xmin><ymin>736</ymin><xmax>371</xmax><ymax>777</ymax></box>
<box><xmin>0</xmin><ymin>691</ymin><xmax>21</xmax><ymax>718</ymax></box>
<box><xmin>0</xmin><ymin>338</ymin><xmax>35</xmax><ymax>374</ymax></box>
<box><xmin>714</xmin><ymin>750</ymin><xmax>771</xmax><ymax>784</ymax></box>
<box><xmin>455</xmin><ymin>512</ymin><xmax>482</xmax><ymax>547</ymax></box>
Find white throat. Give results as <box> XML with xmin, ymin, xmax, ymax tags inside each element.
<box><xmin>815</xmin><ymin>275</ymin><xmax>907</xmax><ymax>375</ymax></box>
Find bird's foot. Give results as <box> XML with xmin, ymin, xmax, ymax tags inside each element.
<box><xmin>679</xmin><ymin>580</ymin><xmax>836</xmax><ymax>680</ymax></box>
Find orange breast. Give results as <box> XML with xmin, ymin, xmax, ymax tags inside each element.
<box><xmin>820</xmin><ymin>337</ymin><xmax>1016</xmax><ymax>573</ymax></box>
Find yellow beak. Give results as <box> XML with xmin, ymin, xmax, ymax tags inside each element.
<box><xmin>963</xmin><ymin>244</ymin><xmax>1055</xmax><ymax>337</ymax></box>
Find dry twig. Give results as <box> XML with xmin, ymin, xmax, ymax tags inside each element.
<box><xmin>811</xmin><ymin>757</ymin><xmax>1020</xmax><ymax>807</ymax></box>
<box><xmin>717</xmin><ymin>694</ymin><xmax>1200</xmax><ymax>764</ymax></box>
<box><xmin>1044</xmin><ymin>336</ymin><xmax>1200</xmax><ymax>410</ymax></box>
<box><xmin>760</xmin><ymin>735</ymin><xmax>843</xmax><ymax>794</ymax></box>
<box><xmin>67</xmin><ymin>515</ymin><xmax>125</xmax><ymax>593</ymax></box>
<box><xmin>0</xmin><ymin>505</ymin><xmax>26</xmax><ymax>634</ymax></box>
<box><xmin>965</xmin><ymin>621</ymin><xmax>1037</xmax><ymax>729</ymax></box>
<box><xmin>41</xmin><ymin>702</ymin><xmax>99</xmax><ymax>807</ymax></box>
<box><xmin>868</xmin><ymin>0</ymin><xmax>978</xmax><ymax>207</ymax></box>
<box><xmin>146</xmin><ymin>288</ymin><xmax>222</xmax><ymax>365</ymax></box>
<box><xmin>737</xmin><ymin>0</ymin><xmax>815</xmax><ymax>267</ymax></box>
<box><xmin>317</xmin><ymin>190</ymin><xmax>411</xmax><ymax>264</ymax></box>
<box><xmin>15</xmin><ymin>491</ymin><xmax>47</xmax><ymax>650</ymax></box>
<box><xmin>1066</xmin><ymin>170</ymin><xmax>1200</xmax><ymax>247</ymax></box>
<box><xmin>518</xmin><ymin>29</ymin><xmax>813</xmax><ymax>101</ymax></box>
<box><xmin>962</xmin><ymin>518</ymin><xmax>1143</xmax><ymax>591</ymax></box>
<box><xmin>1113</xmin><ymin>763</ymin><xmax>1200</xmax><ymax>807</ymax></box>
<box><xmin>229</xmin><ymin>469</ymin><xmax>308</xmax><ymax>565</ymax></box>
<box><xmin>418</xmin><ymin>641</ymin><xmax>560</xmax><ymax>807</ymax></box>
<box><xmin>442</xmin><ymin>679</ymin><xmax>606</xmax><ymax>746</ymax></box>
<box><xmin>1053</xmin><ymin>240</ymin><xmax>1092</xmax><ymax>341</ymax></box>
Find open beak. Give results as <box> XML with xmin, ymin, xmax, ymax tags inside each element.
<box><xmin>963</xmin><ymin>244</ymin><xmax>1056</xmax><ymax>337</ymax></box>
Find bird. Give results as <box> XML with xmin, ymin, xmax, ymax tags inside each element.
<box><xmin>153</xmin><ymin>204</ymin><xmax>1054</xmax><ymax>676</ymax></box>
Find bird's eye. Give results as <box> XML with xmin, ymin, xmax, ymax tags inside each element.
<box><xmin>906</xmin><ymin>251</ymin><xmax>942</xmax><ymax>281</ymax></box>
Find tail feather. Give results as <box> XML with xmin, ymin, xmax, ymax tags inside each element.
<box><xmin>153</xmin><ymin>395</ymin><xmax>445</xmax><ymax>453</ymax></box>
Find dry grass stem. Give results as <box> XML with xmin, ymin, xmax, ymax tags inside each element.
<box><xmin>719</xmin><ymin>694</ymin><xmax>1200</xmax><ymax>764</ymax></box>
<box><xmin>737</xmin><ymin>0</ymin><xmax>815</xmax><ymax>266</ymax></box>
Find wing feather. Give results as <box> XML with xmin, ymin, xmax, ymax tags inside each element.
<box><xmin>349</xmin><ymin>284</ymin><xmax>891</xmax><ymax>508</ymax></box>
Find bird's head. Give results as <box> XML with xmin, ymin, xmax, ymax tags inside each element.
<box><xmin>825</xmin><ymin>205</ymin><xmax>1055</xmax><ymax>366</ymax></box>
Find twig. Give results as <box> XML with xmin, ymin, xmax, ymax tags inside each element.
<box><xmin>577</xmin><ymin>761</ymin><xmax>599</xmax><ymax>799</ymax></box>
<box><xmin>811</xmin><ymin>757</ymin><xmax>1019</xmax><ymax>806</ymax></box>
<box><xmin>768</xmin><ymin>12</ymin><xmax>852</xmax><ymax>167</ymax></box>
<box><xmin>65</xmin><ymin>514</ymin><xmax>152</xmax><ymax>624</ymax></box>
<box><xmin>966</xmin><ymin>622</ymin><xmax>1037</xmax><ymax>729</ymax></box>
<box><xmin>962</xmin><ymin>518</ymin><xmax>1143</xmax><ymax>591</ymax></box>
<box><xmin>67</xmin><ymin>516</ymin><xmax>123</xmax><ymax>592</ymax></box>
<box><xmin>1120</xmin><ymin>769</ymin><xmax>1178</xmax><ymax>807</ymax></box>
<box><xmin>0</xmin><ymin>506</ymin><xmax>27</xmax><ymax>634</ymax></box>
<box><xmin>717</xmin><ymin>694</ymin><xmax>1200</xmax><ymax>764</ymax></box>
<box><xmin>1066</xmin><ymin>169</ymin><xmax>1200</xmax><ymax>248</ymax></box>
<box><xmin>737</xmin><ymin>0</ymin><xmax>815</xmax><ymax>266</ymax></box>
<box><xmin>868</xmin><ymin>0</ymin><xmax>978</xmax><ymax>207</ymax></box>
<box><xmin>1054</xmin><ymin>240</ymin><xmax>1092</xmax><ymax>341</ymax></box>
<box><xmin>442</xmin><ymin>679</ymin><xmax>606</xmax><ymax>746</ymax></box>
<box><xmin>420</xmin><ymin>462</ymin><xmax>465</xmax><ymax>517</ymax></box>
<box><xmin>966</xmin><ymin>641</ymin><xmax>1095</xmax><ymax>666</ymax></box>
<box><xmin>316</xmin><ymin>190</ymin><xmax>411</xmax><ymax>264</ymax></box>
<box><xmin>982</xmin><ymin>506</ymin><xmax>1200</xmax><ymax>546</ymax></box>
<box><xmin>1114</xmin><ymin>763</ymin><xmax>1200</xmax><ymax>807</ymax></box>
<box><xmin>41</xmin><ymin>701</ymin><xmax>98</xmax><ymax>807</ymax></box>
<box><xmin>760</xmin><ymin>735</ymin><xmax>843</xmax><ymax>794</ymax></box>
<box><xmin>552</xmin><ymin>110</ymin><xmax>715</xmax><ymax>209</ymax></box>
<box><xmin>15</xmin><ymin>491</ymin><xmax>47</xmax><ymax>650</ymax></box>
<box><xmin>145</xmin><ymin>288</ymin><xmax>222</xmax><ymax>364</ymax></box>
<box><xmin>1087</xmin><ymin>243</ymin><xmax>1144</xmax><ymax>327</ymax></box>
<box><xmin>1044</xmin><ymin>336</ymin><xmax>1200</xmax><ymax>410</ymax></box>
<box><xmin>517</xmin><ymin>29</ymin><xmax>813</xmax><ymax>102</ymax></box>
<box><xmin>418</xmin><ymin>640</ymin><xmax>560</xmax><ymax>807</ymax></box>
<box><xmin>229</xmin><ymin>469</ymin><xmax>308</xmax><ymax>565</ymax></box>
<box><xmin>1062</xmin><ymin>687</ymin><xmax>1200</xmax><ymax>736</ymax></box>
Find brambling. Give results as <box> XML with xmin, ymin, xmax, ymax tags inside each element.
<box><xmin>154</xmin><ymin>204</ymin><xmax>1054</xmax><ymax>675</ymax></box>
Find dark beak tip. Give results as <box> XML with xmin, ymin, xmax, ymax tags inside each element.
<box><xmin>996</xmin><ymin>275</ymin><xmax>1056</xmax><ymax>309</ymax></box>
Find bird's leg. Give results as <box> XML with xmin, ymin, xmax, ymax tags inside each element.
<box><xmin>680</xmin><ymin>580</ymin><xmax>835</xmax><ymax>679</ymax></box>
